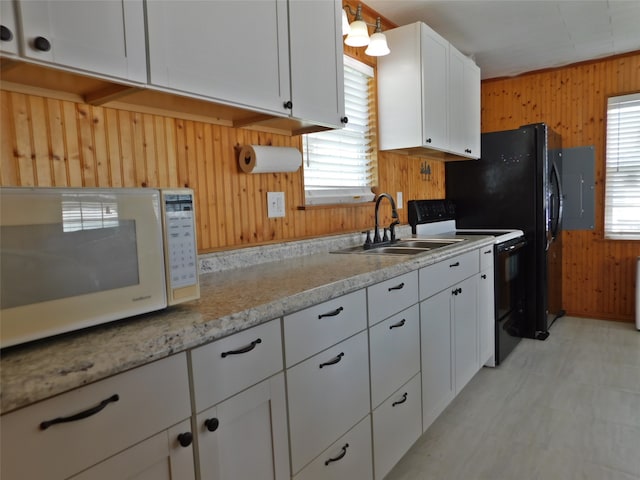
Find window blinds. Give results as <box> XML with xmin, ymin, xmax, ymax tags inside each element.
<box><xmin>605</xmin><ymin>92</ymin><xmax>640</xmax><ymax>240</ymax></box>
<box><xmin>303</xmin><ymin>57</ymin><xmax>377</xmax><ymax>205</ymax></box>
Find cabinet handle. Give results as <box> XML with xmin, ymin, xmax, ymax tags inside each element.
<box><xmin>449</xmin><ymin>261</ymin><xmax>460</xmax><ymax>268</ymax></box>
<box><xmin>204</xmin><ymin>418</ymin><xmax>219</xmax><ymax>432</ymax></box>
<box><xmin>221</xmin><ymin>338</ymin><xmax>262</xmax><ymax>358</ymax></box>
<box><xmin>33</xmin><ymin>36</ymin><xmax>51</xmax><ymax>52</ymax></box>
<box><xmin>318</xmin><ymin>306</ymin><xmax>343</xmax><ymax>319</ymax></box>
<box><xmin>392</xmin><ymin>392</ymin><xmax>408</xmax><ymax>407</ymax></box>
<box><xmin>388</xmin><ymin>282</ymin><xmax>405</xmax><ymax>291</ymax></box>
<box><xmin>341</xmin><ymin>116</ymin><xmax>349</xmax><ymax>124</ymax></box>
<box><xmin>177</xmin><ymin>432</ymin><xmax>193</xmax><ymax>447</ymax></box>
<box><xmin>484</xmin><ymin>249</ymin><xmax>492</xmax><ymax>255</ymax></box>
<box><xmin>481</xmin><ymin>274</ymin><xmax>487</xmax><ymax>279</ymax></box>
<box><xmin>425</xmin><ymin>138</ymin><xmax>432</xmax><ymax>144</ymax></box>
<box><xmin>324</xmin><ymin>443</ymin><xmax>349</xmax><ymax>466</ymax></box>
<box><xmin>319</xmin><ymin>352</ymin><xmax>344</xmax><ymax>368</ymax></box>
<box><xmin>40</xmin><ymin>394</ymin><xmax>119</xmax><ymax>430</ymax></box>
<box><xmin>452</xmin><ymin>287</ymin><xmax>462</xmax><ymax>296</ymax></box>
<box><xmin>389</xmin><ymin>318</ymin><xmax>406</xmax><ymax>329</ymax></box>
<box><xmin>1</xmin><ymin>25</ymin><xmax>13</xmax><ymax>42</ymax></box>
<box><xmin>283</xmin><ymin>100</ymin><xmax>293</xmax><ymax>110</ymax></box>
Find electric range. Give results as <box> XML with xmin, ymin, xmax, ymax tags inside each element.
<box><xmin>408</xmin><ymin>199</ymin><xmax>527</xmax><ymax>366</ymax></box>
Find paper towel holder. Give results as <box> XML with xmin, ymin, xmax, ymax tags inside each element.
<box><xmin>236</xmin><ymin>144</ymin><xmax>302</xmax><ymax>174</ymax></box>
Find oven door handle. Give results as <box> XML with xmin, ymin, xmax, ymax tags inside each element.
<box><xmin>497</xmin><ymin>239</ymin><xmax>527</xmax><ymax>253</ymax></box>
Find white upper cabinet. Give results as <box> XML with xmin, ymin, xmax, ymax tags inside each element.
<box><xmin>288</xmin><ymin>0</ymin><xmax>345</xmax><ymax>129</ymax></box>
<box><xmin>15</xmin><ymin>0</ymin><xmax>146</xmax><ymax>82</ymax></box>
<box><xmin>377</xmin><ymin>21</ymin><xmax>480</xmax><ymax>160</ymax></box>
<box><xmin>146</xmin><ymin>0</ymin><xmax>290</xmax><ymax>116</ymax></box>
<box><xmin>0</xmin><ymin>1</ymin><xmax>19</xmax><ymax>56</ymax></box>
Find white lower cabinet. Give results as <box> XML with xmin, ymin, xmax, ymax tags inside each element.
<box><xmin>190</xmin><ymin>319</ymin><xmax>288</xmax><ymax>480</ymax></box>
<box><xmin>293</xmin><ymin>415</ymin><xmax>373</xmax><ymax>480</ymax></box>
<box><xmin>420</xmin><ymin>288</ymin><xmax>454</xmax><ymax>432</ymax></box>
<box><xmin>452</xmin><ymin>276</ymin><xmax>479</xmax><ymax>394</ymax></box>
<box><xmin>69</xmin><ymin>419</ymin><xmax>195</xmax><ymax>480</ymax></box>
<box><xmin>0</xmin><ymin>354</ymin><xmax>192</xmax><ymax>480</ymax></box>
<box><xmin>479</xmin><ymin>247</ymin><xmax>496</xmax><ymax>366</ymax></box>
<box><xmin>372</xmin><ymin>373</ymin><xmax>422</xmax><ymax>480</ymax></box>
<box><xmin>195</xmin><ymin>373</ymin><xmax>289</xmax><ymax>480</ymax></box>
<box><xmin>287</xmin><ymin>330</ymin><xmax>370</xmax><ymax>475</ymax></box>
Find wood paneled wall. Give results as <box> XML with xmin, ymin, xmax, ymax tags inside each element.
<box><xmin>481</xmin><ymin>52</ymin><xmax>640</xmax><ymax>322</ymax></box>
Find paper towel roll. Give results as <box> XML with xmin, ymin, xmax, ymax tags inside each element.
<box><xmin>239</xmin><ymin>145</ymin><xmax>302</xmax><ymax>173</ymax></box>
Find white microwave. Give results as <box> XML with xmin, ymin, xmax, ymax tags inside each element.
<box><xmin>0</xmin><ymin>187</ymin><xmax>200</xmax><ymax>349</ymax></box>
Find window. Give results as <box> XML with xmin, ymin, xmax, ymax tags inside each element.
<box><xmin>605</xmin><ymin>92</ymin><xmax>640</xmax><ymax>240</ymax></box>
<box><xmin>302</xmin><ymin>56</ymin><xmax>378</xmax><ymax>205</ymax></box>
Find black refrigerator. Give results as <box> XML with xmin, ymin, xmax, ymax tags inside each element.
<box><xmin>446</xmin><ymin>123</ymin><xmax>564</xmax><ymax>339</ymax></box>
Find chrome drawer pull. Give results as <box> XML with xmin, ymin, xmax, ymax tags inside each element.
<box><xmin>318</xmin><ymin>306</ymin><xmax>344</xmax><ymax>319</ymax></box>
<box><xmin>388</xmin><ymin>282</ymin><xmax>405</xmax><ymax>291</ymax></box>
<box><xmin>319</xmin><ymin>352</ymin><xmax>344</xmax><ymax>368</ymax></box>
<box><xmin>324</xmin><ymin>443</ymin><xmax>349</xmax><ymax>466</ymax></box>
<box><xmin>40</xmin><ymin>394</ymin><xmax>119</xmax><ymax>430</ymax></box>
<box><xmin>221</xmin><ymin>338</ymin><xmax>262</xmax><ymax>358</ymax></box>
<box><xmin>389</xmin><ymin>319</ymin><xmax>406</xmax><ymax>329</ymax></box>
<box><xmin>392</xmin><ymin>392</ymin><xmax>408</xmax><ymax>407</ymax></box>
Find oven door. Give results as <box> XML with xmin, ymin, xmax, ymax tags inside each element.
<box><xmin>495</xmin><ymin>237</ymin><xmax>527</xmax><ymax>365</ymax></box>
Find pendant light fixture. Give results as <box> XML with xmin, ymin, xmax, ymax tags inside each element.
<box><xmin>343</xmin><ymin>4</ymin><xmax>390</xmax><ymax>57</ymax></box>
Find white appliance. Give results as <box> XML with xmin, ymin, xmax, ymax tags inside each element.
<box><xmin>0</xmin><ymin>187</ymin><xmax>200</xmax><ymax>348</ymax></box>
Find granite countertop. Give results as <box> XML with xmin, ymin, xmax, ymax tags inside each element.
<box><xmin>0</xmin><ymin>230</ymin><xmax>494</xmax><ymax>413</ymax></box>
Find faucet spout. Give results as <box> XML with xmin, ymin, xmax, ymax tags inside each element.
<box><xmin>374</xmin><ymin>193</ymin><xmax>399</xmax><ymax>244</ymax></box>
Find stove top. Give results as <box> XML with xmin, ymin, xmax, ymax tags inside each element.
<box><xmin>407</xmin><ymin>199</ymin><xmax>524</xmax><ymax>244</ymax></box>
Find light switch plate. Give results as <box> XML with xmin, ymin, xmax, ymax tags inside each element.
<box><xmin>397</xmin><ymin>192</ymin><xmax>403</xmax><ymax>209</ymax></box>
<box><xmin>267</xmin><ymin>192</ymin><xmax>285</xmax><ymax>218</ymax></box>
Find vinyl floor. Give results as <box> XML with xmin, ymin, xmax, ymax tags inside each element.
<box><xmin>386</xmin><ymin>316</ymin><xmax>640</xmax><ymax>480</ymax></box>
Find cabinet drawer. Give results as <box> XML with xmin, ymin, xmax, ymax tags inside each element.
<box><xmin>419</xmin><ymin>249</ymin><xmax>479</xmax><ymax>300</ymax></box>
<box><xmin>191</xmin><ymin>319</ymin><xmax>283</xmax><ymax>411</ymax></box>
<box><xmin>293</xmin><ymin>415</ymin><xmax>373</xmax><ymax>480</ymax></box>
<box><xmin>287</xmin><ymin>331</ymin><xmax>370</xmax><ymax>474</ymax></box>
<box><xmin>372</xmin><ymin>373</ymin><xmax>422</xmax><ymax>480</ymax></box>
<box><xmin>368</xmin><ymin>271</ymin><xmax>418</xmax><ymax>326</ymax></box>
<box><xmin>369</xmin><ymin>304</ymin><xmax>420</xmax><ymax>409</ymax></box>
<box><xmin>1</xmin><ymin>354</ymin><xmax>190</xmax><ymax>480</ymax></box>
<box><xmin>480</xmin><ymin>245</ymin><xmax>494</xmax><ymax>270</ymax></box>
<box><xmin>284</xmin><ymin>289</ymin><xmax>366</xmax><ymax>367</ymax></box>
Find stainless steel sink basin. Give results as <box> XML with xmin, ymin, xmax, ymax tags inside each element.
<box><xmin>395</xmin><ymin>238</ymin><xmax>464</xmax><ymax>249</ymax></box>
<box><xmin>331</xmin><ymin>237</ymin><xmax>464</xmax><ymax>256</ymax></box>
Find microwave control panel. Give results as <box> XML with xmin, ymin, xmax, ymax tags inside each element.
<box><xmin>161</xmin><ymin>189</ymin><xmax>200</xmax><ymax>305</ymax></box>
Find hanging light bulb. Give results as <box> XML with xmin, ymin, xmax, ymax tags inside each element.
<box><xmin>344</xmin><ymin>4</ymin><xmax>369</xmax><ymax>47</ymax></box>
<box><xmin>364</xmin><ymin>17</ymin><xmax>390</xmax><ymax>56</ymax></box>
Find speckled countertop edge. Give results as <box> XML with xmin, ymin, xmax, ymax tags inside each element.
<box><xmin>1</xmin><ymin>229</ymin><xmax>493</xmax><ymax>413</ymax></box>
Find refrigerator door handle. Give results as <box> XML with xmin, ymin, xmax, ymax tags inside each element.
<box><xmin>551</xmin><ymin>160</ymin><xmax>564</xmax><ymax>241</ymax></box>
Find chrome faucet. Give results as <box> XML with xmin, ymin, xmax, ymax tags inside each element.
<box><xmin>373</xmin><ymin>193</ymin><xmax>400</xmax><ymax>245</ymax></box>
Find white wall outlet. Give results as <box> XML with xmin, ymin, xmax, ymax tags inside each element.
<box><xmin>397</xmin><ymin>192</ymin><xmax>403</xmax><ymax>209</ymax></box>
<box><xmin>267</xmin><ymin>192</ymin><xmax>285</xmax><ymax>218</ymax></box>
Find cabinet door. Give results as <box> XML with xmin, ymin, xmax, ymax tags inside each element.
<box><xmin>69</xmin><ymin>419</ymin><xmax>195</xmax><ymax>480</ymax></box>
<box><xmin>453</xmin><ymin>276</ymin><xmax>479</xmax><ymax>394</ymax></box>
<box><xmin>288</xmin><ymin>0</ymin><xmax>344</xmax><ymax>128</ymax></box>
<box><xmin>369</xmin><ymin>304</ymin><xmax>420</xmax><ymax>409</ymax></box>
<box><xmin>146</xmin><ymin>0</ymin><xmax>290</xmax><ymax>116</ymax></box>
<box><xmin>463</xmin><ymin>56</ymin><xmax>481</xmax><ymax>158</ymax></box>
<box><xmin>448</xmin><ymin>47</ymin><xmax>466</xmax><ymax>156</ymax></box>
<box><xmin>16</xmin><ymin>0</ymin><xmax>146</xmax><ymax>82</ymax></box>
<box><xmin>478</xmin><ymin>266</ymin><xmax>496</xmax><ymax>367</ymax></box>
<box><xmin>372</xmin><ymin>374</ymin><xmax>422</xmax><ymax>480</ymax></box>
<box><xmin>420</xmin><ymin>289</ymin><xmax>453</xmax><ymax>432</ymax></box>
<box><xmin>420</xmin><ymin>23</ymin><xmax>449</xmax><ymax>151</ymax></box>
<box><xmin>0</xmin><ymin>1</ymin><xmax>18</xmax><ymax>55</ymax></box>
<box><xmin>293</xmin><ymin>415</ymin><xmax>373</xmax><ymax>480</ymax></box>
<box><xmin>287</xmin><ymin>331</ymin><xmax>370</xmax><ymax>474</ymax></box>
<box><xmin>196</xmin><ymin>374</ymin><xmax>289</xmax><ymax>480</ymax></box>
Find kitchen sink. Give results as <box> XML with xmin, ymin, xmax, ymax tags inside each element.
<box><xmin>394</xmin><ymin>238</ymin><xmax>464</xmax><ymax>249</ymax></box>
<box><xmin>332</xmin><ymin>237</ymin><xmax>464</xmax><ymax>256</ymax></box>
